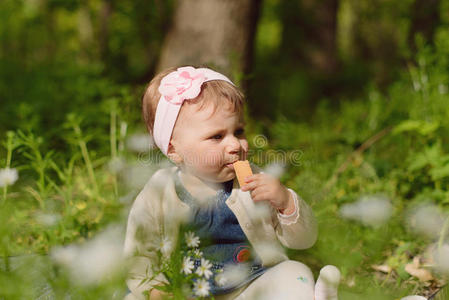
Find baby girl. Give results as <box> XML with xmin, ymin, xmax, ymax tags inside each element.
<box><xmin>123</xmin><ymin>66</ymin><xmax>340</xmax><ymax>299</ymax></box>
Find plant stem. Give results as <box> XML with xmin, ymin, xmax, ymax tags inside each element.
<box><xmin>73</xmin><ymin>123</ymin><xmax>99</xmax><ymax>196</ymax></box>
<box><xmin>2</xmin><ymin>133</ymin><xmax>14</xmax><ymax>204</ymax></box>
<box><xmin>438</xmin><ymin>216</ymin><xmax>449</xmax><ymax>250</ymax></box>
<box><xmin>110</xmin><ymin>107</ymin><xmax>118</xmax><ymax>197</ymax></box>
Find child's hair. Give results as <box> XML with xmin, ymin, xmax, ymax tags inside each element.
<box><xmin>141</xmin><ymin>66</ymin><xmax>245</xmax><ymax>136</ymax></box>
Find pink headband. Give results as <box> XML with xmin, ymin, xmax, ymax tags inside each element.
<box><xmin>153</xmin><ymin>66</ymin><xmax>235</xmax><ymax>155</ymax></box>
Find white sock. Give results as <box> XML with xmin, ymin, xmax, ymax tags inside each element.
<box><xmin>314</xmin><ymin>265</ymin><xmax>341</xmax><ymax>300</ymax></box>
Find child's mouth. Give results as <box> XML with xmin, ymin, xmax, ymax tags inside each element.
<box><xmin>225</xmin><ymin>163</ymin><xmax>235</xmax><ymax>170</ymax></box>
<box><xmin>225</xmin><ymin>160</ymin><xmax>238</xmax><ymax>169</ymax></box>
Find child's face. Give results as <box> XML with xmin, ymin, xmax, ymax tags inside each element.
<box><xmin>169</xmin><ymin>100</ymin><xmax>248</xmax><ymax>183</ymax></box>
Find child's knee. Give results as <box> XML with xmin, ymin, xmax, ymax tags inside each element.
<box><xmin>278</xmin><ymin>260</ymin><xmax>315</xmax><ymax>285</ymax></box>
<box><xmin>267</xmin><ymin>260</ymin><xmax>315</xmax><ymax>299</ymax></box>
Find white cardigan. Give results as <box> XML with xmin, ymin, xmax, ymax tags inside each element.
<box><xmin>123</xmin><ymin>164</ymin><xmax>317</xmax><ymax>299</ymax></box>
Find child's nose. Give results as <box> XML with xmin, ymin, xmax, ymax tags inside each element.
<box><xmin>226</xmin><ymin>136</ymin><xmax>241</xmax><ymax>154</ymax></box>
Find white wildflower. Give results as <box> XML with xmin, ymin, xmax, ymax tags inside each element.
<box><xmin>439</xmin><ymin>84</ymin><xmax>448</xmax><ymax>95</ymax></box>
<box><xmin>35</xmin><ymin>212</ymin><xmax>60</xmax><ymax>227</ymax></box>
<box><xmin>215</xmin><ymin>273</ymin><xmax>227</xmax><ymax>287</ymax></box>
<box><xmin>122</xmin><ymin>163</ymin><xmax>156</xmax><ymax>190</ymax></box>
<box><xmin>221</xmin><ymin>264</ymin><xmax>249</xmax><ymax>286</ymax></box>
<box><xmin>406</xmin><ymin>204</ymin><xmax>446</xmax><ymax>239</ymax></box>
<box><xmin>256</xmin><ymin>242</ymin><xmax>285</xmax><ymax>263</ymax></box>
<box><xmin>50</xmin><ymin>225</ymin><xmax>124</xmax><ymax>285</ymax></box>
<box><xmin>400</xmin><ymin>296</ymin><xmax>427</xmax><ymax>300</ymax></box>
<box><xmin>196</xmin><ymin>258</ymin><xmax>213</xmax><ymax>279</ymax></box>
<box><xmin>126</xmin><ymin>133</ymin><xmax>154</xmax><ymax>153</ymax></box>
<box><xmin>51</xmin><ymin>245</ymin><xmax>78</xmax><ymax>266</ymax></box>
<box><xmin>262</xmin><ymin>162</ymin><xmax>286</xmax><ymax>179</ymax></box>
<box><xmin>159</xmin><ymin>237</ymin><xmax>173</xmax><ymax>256</ymax></box>
<box><xmin>193</xmin><ymin>278</ymin><xmax>210</xmax><ymax>297</ymax></box>
<box><xmin>193</xmin><ymin>249</ymin><xmax>203</xmax><ymax>258</ymax></box>
<box><xmin>340</xmin><ymin>194</ymin><xmax>393</xmax><ymax>227</ymax></box>
<box><xmin>0</xmin><ymin>168</ymin><xmax>18</xmax><ymax>187</ymax></box>
<box><xmin>107</xmin><ymin>156</ymin><xmax>126</xmax><ymax>174</ymax></box>
<box><xmin>432</xmin><ymin>243</ymin><xmax>449</xmax><ymax>276</ymax></box>
<box><xmin>248</xmin><ymin>202</ymin><xmax>271</xmax><ymax>220</ymax></box>
<box><xmin>182</xmin><ymin>256</ymin><xmax>194</xmax><ymax>275</ymax></box>
<box><xmin>185</xmin><ymin>231</ymin><xmax>200</xmax><ymax>248</ymax></box>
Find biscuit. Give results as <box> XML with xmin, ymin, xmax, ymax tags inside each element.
<box><xmin>233</xmin><ymin>160</ymin><xmax>253</xmax><ymax>187</ymax></box>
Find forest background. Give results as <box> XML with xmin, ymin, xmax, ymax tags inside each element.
<box><xmin>1</xmin><ymin>0</ymin><xmax>449</xmax><ymax>299</ymax></box>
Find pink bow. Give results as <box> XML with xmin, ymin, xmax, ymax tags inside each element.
<box><xmin>158</xmin><ymin>66</ymin><xmax>206</xmax><ymax>105</ymax></box>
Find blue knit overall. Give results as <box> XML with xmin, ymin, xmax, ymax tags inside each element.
<box><xmin>173</xmin><ymin>169</ymin><xmax>267</xmax><ymax>295</ymax></box>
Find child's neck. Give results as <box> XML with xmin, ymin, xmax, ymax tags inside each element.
<box><xmin>178</xmin><ymin>170</ymin><xmax>227</xmax><ymax>200</ymax></box>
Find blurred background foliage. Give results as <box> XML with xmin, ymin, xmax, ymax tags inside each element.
<box><xmin>1</xmin><ymin>0</ymin><xmax>449</xmax><ymax>299</ymax></box>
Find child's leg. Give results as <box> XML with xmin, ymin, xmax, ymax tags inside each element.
<box><xmin>234</xmin><ymin>260</ymin><xmax>315</xmax><ymax>300</ymax></box>
<box><xmin>314</xmin><ymin>265</ymin><xmax>341</xmax><ymax>300</ymax></box>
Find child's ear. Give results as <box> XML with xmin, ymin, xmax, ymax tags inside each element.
<box><xmin>167</xmin><ymin>142</ymin><xmax>183</xmax><ymax>165</ymax></box>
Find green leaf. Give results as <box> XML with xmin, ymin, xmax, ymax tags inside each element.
<box><xmin>431</xmin><ymin>162</ymin><xmax>449</xmax><ymax>180</ymax></box>
<box><xmin>393</xmin><ymin>120</ymin><xmax>439</xmax><ymax>136</ymax></box>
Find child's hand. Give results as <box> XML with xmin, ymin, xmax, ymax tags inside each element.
<box><xmin>241</xmin><ymin>173</ymin><xmax>295</xmax><ymax>214</ymax></box>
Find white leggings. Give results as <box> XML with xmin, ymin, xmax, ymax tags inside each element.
<box><xmin>215</xmin><ymin>260</ymin><xmax>315</xmax><ymax>300</ymax></box>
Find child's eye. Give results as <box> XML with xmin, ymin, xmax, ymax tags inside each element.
<box><xmin>235</xmin><ymin>128</ymin><xmax>245</xmax><ymax>136</ymax></box>
<box><xmin>210</xmin><ymin>134</ymin><xmax>223</xmax><ymax>140</ymax></box>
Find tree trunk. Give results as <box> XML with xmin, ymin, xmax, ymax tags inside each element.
<box><xmin>156</xmin><ymin>0</ymin><xmax>262</xmax><ymax>82</ymax></box>
<box><xmin>408</xmin><ymin>0</ymin><xmax>440</xmax><ymax>52</ymax></box>
<box><xmin>98</xmin><ymin>0</ymin><xmax>113</xmax><ymax>63</ymax></box>
<box><xmin>281</xmin><ymin>0</ymin><xmax>339</xmax><ymax>76</ymax></box>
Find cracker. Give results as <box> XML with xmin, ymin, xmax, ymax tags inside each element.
<box><xmin>233</xmin><ymin>160</ymin><xmax>253</xmax><ymax>187</ymax></box>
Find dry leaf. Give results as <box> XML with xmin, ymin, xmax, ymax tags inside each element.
<box><xmin>405</xmin><ymin>256</ymin><xmax>434</xmax><ymax>282</ymax></box>
<box><xmin>372</xmin><ymin>264</ymin><xmax>392</xmax><ymax>273</ymax></box>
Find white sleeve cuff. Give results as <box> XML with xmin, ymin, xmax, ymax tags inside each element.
<box><xmin>278</xmin><ymin>188</ymin><xmax>300</xmax><ymax>225</ymax></box>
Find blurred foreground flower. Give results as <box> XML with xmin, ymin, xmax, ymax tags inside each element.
<box><xmin>123</xmin><ymin>163</ymin><xmax>156</xmax><ymax>190</ymax></box>
<box><xmin>340</xmin><ymin>194</ymin><xmax>393</xmax><ymax>227</ymax></box>
<box><xmin>220</xmin><ymin>264</ymin><xmax>249</xmax><ymax>287</ymax></box>
<box><xmin>215</xmin><ymin>272</ymin><xmax>227</xmax><ymax>287</ymax></box>
<box><xmin>262</xmin><ymin>162</ymin><xmax>285</xmax><ymax>179</ymax></box>
<box><xmin>158</xmin><ymin>237</ymin><xmax>173</xmax><ymax>257</ymax></box>
<box><xmin>35</xmin><ymin>212</ymin><xmax>61</xmax><ymax>227</ymax></box>
<box><xmin>51</xmin><ymin>226</ymin><xmax>124</xmax><ymax>285</ymax></box>
<box><xmin>182</xmin><ymin>256</ymin><xmax>194</xmax><ymax>275</ymax></box>
<box><xmin>107</xmin><ymin>156</ymin><xmax>126</xmax><ymax>174</ymax></box>
<box><xmin>406</xmin><ymin>204</ymin><xmax>446</xmax><ymax>239</ymax></box>
<box><xmin>0</xmin><ymin>167</ymin><xmax>18</xmax><ymax>187</ymax></box>
<box><xmin>432</xmin><ymin>243</ymin><xmax>449</xmax><ymax>276</ymax></box>
<box><xmin>126</xmin><ymin>133</ymin><xmax>154</xmax><ymax>153</ymax></box>
<box><xmin>193</xmin><ymin>278</ymin><xmax>210</xmax><ymax>297</ymax></box>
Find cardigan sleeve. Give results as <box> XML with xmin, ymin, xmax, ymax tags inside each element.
<box><xmin>123</xmin><ymin>174</ymin><xmax>169</xmax><ymax>300</ymax></box>
<box><xmin>248</xmin><ymin>162</ymin><xmax>317</xmax><ymax>250</ymax></box>
<box><xmin>272</xmin><ymin>189</ymin><xmax>318</xmax><ymax>250</ymax></box>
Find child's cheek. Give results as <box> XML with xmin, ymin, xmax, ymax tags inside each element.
<box><xmin>241</xmin><ymin>140</ymin><xmax>249</xmax><ymax>157</ymax></box>
<box><xmin>202</xmin><ymin>149</ymin><xmax>224</xmax><ymax>167</ymax></box>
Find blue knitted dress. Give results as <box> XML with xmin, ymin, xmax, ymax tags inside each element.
<box><xmin>173</xmin><ymin>169</ymin><xmax>267</xmax><ymax>295</ymax></box>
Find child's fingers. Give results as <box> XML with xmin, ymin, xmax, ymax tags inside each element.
<box><xmin>250</xmin><ymin>186</ymin><xmax>270</xmax><ymax>202</ymax></box>
<box><xmin>241</xmin><ymin>181</ymin><xmax>258</xmax><ymax>191</ymax></box>
<box><xmin>244</xmin><ymin>174</ymin><xmax>263</xmax><ymax>183</ymax></box>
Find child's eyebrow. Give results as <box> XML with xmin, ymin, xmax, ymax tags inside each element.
<box><xmin>203</xmin><ymin>123</ymin><xmax>246</xmax><ymax>136</ymax></box>
<box><xmin>208</xmin><ymin>123</ymin><xmax>245</xmax><ymax>132</ymax></box>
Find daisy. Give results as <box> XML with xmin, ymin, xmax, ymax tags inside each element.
<box><xmin>185</xmin><ymin>231</ymin><xmax>200</xmax><ymax>248</ymax></box>
<box><xmin>158</xmin><ymin>237</ymin><xmax>172</xmax><ymax>256</ymax></box>
<box><xmin>0</xmin><ymin>168</ymin><xmax>18</xmax><ymax>187</ymax></box>
<box><xmin>193</xmin><ymin>249</ymin><xmax>203</xmax><ymax>258</ymax></box>
<box><xmin>182</xmin><ymin>256</ymin><xmax>194</xmax><ymax>275</ymax></box>
<box><xmin>196</xmin><ymin>258</ymin><xmax>213</xmax><ymax>279</ymax></box>
<box><xmin>215</xmin><ymin>273</ymin><xmax>227</xmax><ymax>287</ymax></box>
<box><xmin>193</xmin><ymin>278</ymin><xmax>210</xmax><ymax>297</ymax></box>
